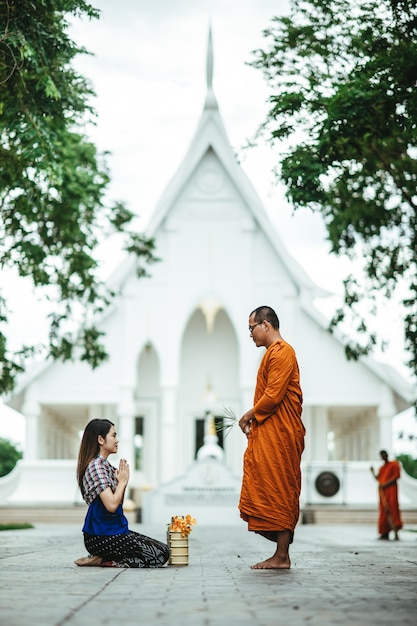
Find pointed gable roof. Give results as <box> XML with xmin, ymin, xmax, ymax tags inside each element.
<box><xmin>143</xmin><ymin>27</ymin><xmax>326</xmax><ymax>300</ymax></box>
<box><xmin>8</xmin><ymin>29</ymin><xmax>413</xmax><ymax>411</ymax></box>
<box><xmin>105</xmin><ymin>28</ymin><xmax>414</xmax><ymax>408</ymax></box>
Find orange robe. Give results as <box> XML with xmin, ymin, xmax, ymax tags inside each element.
<box><xmin>377</xmin><ymin>461</ymin><xmax>403</xmax><ymax>534</ymax></box>
<box><xmin>239</xmin><ymin>340</ymin><xmax>305</xmax><ymax>542</ymax></box>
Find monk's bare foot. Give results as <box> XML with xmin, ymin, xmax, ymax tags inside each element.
<box><xmin>251</xmin><ymin>555</ymin><xmax>291</xmax><ymax>570</ymax></box>
<box><xmin>74</xmin><ymin>555</ymin><xmax>103</xmax><ymax>566</ymax></box>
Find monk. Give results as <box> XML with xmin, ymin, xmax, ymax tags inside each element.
<box><xmin>370</xmin><ymin>450</ymin><xmax>403</xmax><ymax>540</ymax></box>
<box><xmin>239</xmin><ymin>305</ymin><xmax>305</xmax><ymax>569</ymax></box>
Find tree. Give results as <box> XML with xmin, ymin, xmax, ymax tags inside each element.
<box><xmin>0</xmin><ymin>1</ymin><xmax>157</xmax><ymax>394</ymax></box>
<box><xmin>250</xmin><ymin>0</ymin><xmax>417</xmax><ymax>378</ymax></box>
<box><xmin>396</xmin><ymin>453</ymin><xmax>417</xmax><ymax>478</ymax></box>
<box><xmin>0</xmin><ymin>437</ymin><xmax>22</xmax><ymax>476</ymax></box>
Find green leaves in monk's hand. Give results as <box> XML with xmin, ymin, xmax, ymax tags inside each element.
<box><xmin>0</xmin><ymin>1</ymin><xmax>158</xmax><ymax>394</ymax></box>
<box><xmin>251</xmin><ymin>0</ymin><xmax>417</xmax><ymax>378</ymax></box>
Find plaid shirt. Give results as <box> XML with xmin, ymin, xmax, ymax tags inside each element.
<box><xmin>82</xmin><ymin>455</ymin><xmax>118</xmax><ymax>506</ymax></box>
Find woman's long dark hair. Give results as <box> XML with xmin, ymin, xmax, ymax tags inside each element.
<box><xmin>77</xmin><ymin>419</ymin><xmax>114</xmax><ymax>494</ymax></box>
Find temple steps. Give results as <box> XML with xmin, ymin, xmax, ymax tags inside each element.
<box><xmin>301</xmin><ymin>506</ymin><xmax>417</xmax><ymax>525</ymax></box>
<box><xmin>0</xmin><ymin>505</ymin><xmax>416</xmax><ymax>526</ymax></box>
<box><xmin>0</xmin><ymin>505</ymin><xmax>137</xmax><ymax>525</ymax></box>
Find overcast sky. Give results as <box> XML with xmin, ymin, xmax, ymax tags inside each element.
<box><xmin>71</xmin><ymin>0</ymin><xmax>293</xmax><ymax>227</ymax></box>
<box><xmin>4</xmin><ymin>0</ymin><xmax>348</xmax><ymax>348</ymax></box>
<box><xmin>55</xmin><ymin>2</ymin><xmax>417</xmax><ymax>371</ymax></box>
<box><xmin>71</xmin><ymin>0</ymin><xmax>320</xmax><ymax>252</ymax></box>
<box><xmin>1</xmin><ymin>0</ymin><xmax>415</xmax><ymax>447</ymax></box>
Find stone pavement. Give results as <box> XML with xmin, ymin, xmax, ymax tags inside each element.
<box><xmin>0</xmin><ymin>522</ymin><xmax>416</xmax><ymax>626</ymax></box>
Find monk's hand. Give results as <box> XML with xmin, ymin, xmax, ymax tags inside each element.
<box><xmin>244</xmin><ymin>421</ymin><xmax>252</xmax><ymax>436</ymax></box>
<box><xmin>239</xmin><ymin>413</ymin><xmax>252</xmax><ymax>436</ymax></box>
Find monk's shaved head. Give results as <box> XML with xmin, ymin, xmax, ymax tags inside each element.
<box><xmin>250</xmin><ymin>305</ymin><xmax>280</xmax><ymax>329</ymax></box>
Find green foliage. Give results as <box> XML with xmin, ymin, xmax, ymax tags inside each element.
<box><xmin>251</xmin><ymin>0</ymin><xmax>417</xmax><ymax>377</ymax></box>
<box><xmin>396</xmin><ymin>453</ymin><xmax>417</xmax><ymax>479</ymax></box>
<box><xmin>0</xmin><ymin>523</ymin><xmax>33</xmax><ymax>530</ymax></box>
<box><xmin>0</xmin><ymin>438</ymin><xmax>22</xmax><ymax>477</ymax></box>
<box><xmin>0</xmin><ymin>1</ymin><xmax>158</xmax><ymax>393</ymax></box>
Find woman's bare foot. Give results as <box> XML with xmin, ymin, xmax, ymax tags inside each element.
<box><xmin>251</xmin><ymin>555</ymin><xmax>291</xmax><ymax>569</ymax></box>
<box><xmin>74</xmin><ymin>555</ymin><xmax>103</xmax><ymax>566</ymax></box>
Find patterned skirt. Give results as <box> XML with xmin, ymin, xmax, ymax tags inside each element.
<box><xmin>84</xmin><ymin>530</ymin><xmax>169</xmax><ymax>568</ymax></box>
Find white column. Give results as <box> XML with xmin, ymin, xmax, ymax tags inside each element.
<box><xmin>333</xmin><ymin>426</ymin><xmax>340</xmax><ymax>460</ymax></box>
<box><xmin>339</xmin><ymin>429</ymin><xmax>349</xmax><ymax>461</ymax></box>
<box><xmin>160</xmin><ymin>383</ymin><xmax>178</xmax><ymax>483</ymax></box>
<box><xmin>356</xmin><ymin>423</ymin><xmax>365</xmax><ymax>461</ymax></box>
<box><xmin>346</xmin><ymin>431</ymin><xmax>354</xmax><ymax>460</ymax></box>
<box><xmin>116</xmin><ymin>388</ymin><xmax>136</xmax><ymax>467</ymax></box>
<box><xmin>359</xmin><ymin>423</ymin><xmax>371</xmax><ymax>460</ymax></box>
<box><xmin>377</xmin><ymin>388</ymin><xmax>396</xmax><ymax>454</ymax></box>
<box><xmin>351</xmin><ymin>425</ymin><xmax>359</xmax><ymax>460</ymax></box>
<box><xmin>22</xmin><ymin>384</ymin><xmax>40</xmax><ymax>460</ymax></box>
<box><xmin>312</xmin><ymin>406</ymin><xmax>329</xmax><ymax>461</ymax></box>
<box><xmin>361</xmin><ymin>428</ymin><xmax>373</xmax><ymax>461</ymax></box>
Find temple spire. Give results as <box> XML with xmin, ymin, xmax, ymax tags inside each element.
<box><xmin>204</xmin><ymin>25</ymin><xmax>218</xmax><ymax>110</ymax></box>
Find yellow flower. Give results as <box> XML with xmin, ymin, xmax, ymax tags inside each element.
<box><xmin>168</xmin><ymin>514</ymin><xmax>197</xmax><ymax>537</ymax></box>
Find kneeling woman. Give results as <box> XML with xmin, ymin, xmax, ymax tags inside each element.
<box><xmin>75</xmin><ymin>418</ymin><xmax>169</xmax><ymax>568</ymax></box>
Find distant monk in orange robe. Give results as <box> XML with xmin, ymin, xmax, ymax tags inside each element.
<box><xmin>239</xmin><ymin>305</ymin><xmax>305</xmax><ymax>569</ymax></box>
<box><xmin>370</xmin><ymin>450</ymin><xmax>403</xmax><ymax>540</ymax></box>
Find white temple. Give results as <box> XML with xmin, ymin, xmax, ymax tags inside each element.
<box><xmin>1</xmin><ymin>30</ymin><xmax>416</xmax><ymax>514</ymax></box>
